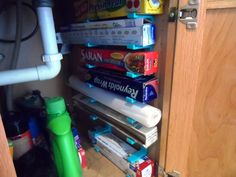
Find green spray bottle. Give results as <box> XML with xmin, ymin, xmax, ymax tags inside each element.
<box><xmin>45</xmin><ymin>97</ymin><xmax>83</xmax><ymax>177</ymax></box>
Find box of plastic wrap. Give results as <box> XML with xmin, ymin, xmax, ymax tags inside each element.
<box><xmin>77</xmin><ymin>47</ymin><xmax>158</xmax><ymax>75</ymax></box>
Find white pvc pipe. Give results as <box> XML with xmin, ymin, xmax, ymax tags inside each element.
<box><xmin>37</xmin><ymin>7</ymin><xmax>58</xmax><ymax>54</ymax></box>
<box><xmin>37</xmin><ymin>61</ymin><xmax>61</xmax><ymax>80</ymax></box>
<box><xmin>0</xmin><ymin>7</ymin><xmax>62</xmax><ymax>86</ymax></box>
<box><xmin>69</xmin><ymin>76</ymin><xmax>162</xmax><ymax>128</ymax></box>
<box><xmin>0</xmin><ymin>68</ymin><xmax>39</xmax><ymax>85</ymax></box>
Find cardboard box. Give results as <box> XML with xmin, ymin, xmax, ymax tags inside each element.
<box><xmin>94</xmin><ymin>132</ymin><xmax>155</xmax><ymax>177</ymax></box>
<box><xmin>57</xmin><ymin>24</ymin><xmax>155</xmax><ymax>47</ymax></box>
<box><xmin>70</xmin><ymin>18</ymin><xmax>147</xmax><ymax>30</ymax></box>
<box><xmin>78</xmin><ymin>68</ymin><xmax>158</xmax><ymax>103</ymax></box>
<box><xmin>77</xmin><ymin>47</ymin><xmax>158</xmax><ymax>76</ymax></box>
<box><xmin>78</xmin><ymin>148</ymin><xmax>87</xmax><ymax>169</ymax></box>
<box><xmin>73</xmin><ymin>0</ymin><xmax>164</xmax><ymax>22</ymax></box>
<box><xmin>73</xmin><ymin>93</ymin><xmax>158</xmax><ymax>148</ymax></box>
<box><xmin>73</xmin><ymin>0</ymin><xmax>95</xmax><ymax>21</ymax></box>
<box><xmin>79</xmin><ymin>67</ymin><xmax>158</xmax><ymax>103</ymax></box>
<box><xmin>128</xmin><ymin>157</ymin><xmax>155</xmax><ymax>177</ymax></box>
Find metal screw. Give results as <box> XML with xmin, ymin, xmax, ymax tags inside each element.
<box><xmin>169</xmin><ymin>12</ymin><xmax>175</xmax><ymax>18</ymax></box>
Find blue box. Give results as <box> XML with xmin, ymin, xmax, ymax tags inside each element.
<box><xmin>80</xmin><ymin>68</ymin><xmax>158</xmax><ymax>103</ymax></box>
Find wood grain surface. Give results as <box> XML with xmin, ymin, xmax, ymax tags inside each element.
<box><xmin>187</xmin><ymin>8</ymin><xmax>236</xmax><ymax>177</ymax></box>
<box><xmin>82</xmin><ymin>140</ymin><xmax>124</xmax><ymax>177</ymax></box>
<box><xmin>156</xmin><ymin>0</ymin><xmax>179</xmax><ymax>175</ymax></box>
<box><xmin>207</xmin><ymin>0</ymin><xmax>236</xmax><ymax>9</ymax></box>
<box><xmin>164</xmin><ymin>0</ymin><xmax>236</xmax><ymax>176</ymax></box>
<box><xmin>164</xmin><ymin>0</ymin><xmax>207</xmax><ymax>176</ymax></box>
<box><xmin>0</xmin><ymin>117</ymin><xmax>16</xmax><ymax>177</ymax></box>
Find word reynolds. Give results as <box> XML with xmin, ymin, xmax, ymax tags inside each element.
<box><xmin>94</xmin><ymin>77</ymin><xmax>139</xmax><ymax>99</ymax></box>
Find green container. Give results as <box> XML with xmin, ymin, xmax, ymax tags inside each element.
<box><xmin>46</xmin><ymin>97</ymin><xmax>83</xmax><ymax>177</ymax></box>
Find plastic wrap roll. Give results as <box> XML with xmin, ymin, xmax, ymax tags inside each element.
<box><xmin>69</xmin><ymin>76</ymin><xmax>161</xmax><ymax>128</ymax></box>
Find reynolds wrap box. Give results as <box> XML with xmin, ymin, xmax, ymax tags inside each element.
<box><xmin>73</xmin><ymin>0</ymin><xmax>164</xmax><ymax>22</ymax></box>
<box><xmin>78</xmin><ymin>47</ymin><xmax>158</xmax><ymax>75</ymax></box>
<box><xmin>79</xmin><ymin>67</ymin><xmax>158</xmax><ymax>103</ymax></box>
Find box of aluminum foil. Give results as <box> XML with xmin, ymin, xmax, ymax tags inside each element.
<box><xmin>79</xmin><ymin>67</ymin><xmax>158</xmax><ymax>103</ymax></box>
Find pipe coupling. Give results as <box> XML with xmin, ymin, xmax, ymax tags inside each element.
<box><xmin>42</xmin><ymin>53</ymin><xmax>63</xmax><ymax>63</ymax></box>
<box><xmin>33</xmin><ymin>0</ymin><xmax>54</xmax><ymax>8</ymax></box>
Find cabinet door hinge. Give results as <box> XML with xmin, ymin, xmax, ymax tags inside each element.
<box><xmin>158</xmin><ymin>166</ymin><xmax>181</xmax><ymax>177</ymax></box>
<box><xmin>179</xmin><ymin>0</ymin><xmax>200</xmax><ymax>29</ymax></box>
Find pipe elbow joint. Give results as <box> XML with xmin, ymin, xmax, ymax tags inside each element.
<box><xmin>37</xmin><ymin>61</ymin><xmax>61</xmax><ymax>81</ymax></box>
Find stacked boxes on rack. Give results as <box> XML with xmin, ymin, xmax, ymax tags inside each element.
<box><xmin>88</xmin><ymin>126</ymin><xmax>155</xmax><ymax>177</ymax></box>
<box><xmin>60</xmin><ymin>17</ymin><xmax>161</xmax><ymax>103</ymax></box>
<box><xmin>57</xmin><ymin>18</ymin><xmax>156</xmax><ymax>48</ymax></box>
<box><xmin>72</xmin><ymin>93</ymin><xmax>158</xmax><ymax>148</ymax></box>
<box><xmin>58</xmin><ymin>0</ymin><xmax>164</xmax><ymax>175</ymax></box>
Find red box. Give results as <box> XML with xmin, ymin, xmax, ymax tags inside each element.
<box><xmin>78</xmin><ymin>147</ymin><xmax>87</xmax><ymax>169</ymax></box>
<box><xmin>78</xmin><ymin>47</ymin><xmax>158</xmax><ymax>76</ymax></box>
<box><xmin>128</xmin><ymin>157</ymin><xmax>155</xmax><ymax>177</ymax></box>
<box><xmin>134</xmin><ymin>158</ymin><xmax>155</xmax><ymax>177</ymax></box>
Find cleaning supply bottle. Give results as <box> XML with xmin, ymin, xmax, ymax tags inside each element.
<box><xmin>4</xmin><ymin>111</ymin><xmax>33</xmax><ymax>160</ymax></box>
<box><xmin>45</xmin><ymin>97</ymin><xmax>83</xmax><ymax>177</ymax></box>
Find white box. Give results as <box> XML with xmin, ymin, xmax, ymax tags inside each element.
<box><xmin>70</xmin><ymin>18</ymin><xmax>147</xmax><ymax>30</ymax></box>
<box><xmin>94</xmin><ymin>133</ymin><xmax>155</xmax><ymax>177</ymax></box>
<box><xmin>72</xmin><ymin>94</ymin><xmax>158</xmax><ymax>148</ymax></box>
<box><xmin>57</xmin><ymin>24</ymin><xmax>155</xmax><ymax>47</ymax></box>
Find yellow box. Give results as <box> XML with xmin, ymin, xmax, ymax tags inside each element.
<box><xmin>73</xmin><ymin>0</ymin><xmax>164</xmax><ymax>22</ymax></box>
<box><xmin>96</xmin><ymin>0</ymin><xmax>164</xmax><ymax>19</ymax></box>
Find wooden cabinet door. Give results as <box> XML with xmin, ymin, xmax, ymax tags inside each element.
<box><xmin>0</xmin><ymin>117</ymin><xmax>16</xmax><ymax>177</ymax></box>
<box><xmin>161</xmin><ymin>1</ymin><xmax>236</xmax><ymax>177</ymax></box>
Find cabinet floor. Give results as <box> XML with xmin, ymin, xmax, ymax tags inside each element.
<box><xmin>83</xmin><ymin>145</ymin><xmax>124</xmax><ymax>177</ymax></box>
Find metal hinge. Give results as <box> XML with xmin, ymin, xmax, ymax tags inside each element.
<box><xmin>168</xmin><ymin>7</ymin><xmax>178</xmax><ymax>22</ymax></box>
<box><xmin>179</xmin><ymin>0</ymin><xmax>200</xmax><ymax>29</ymax></box>
<box><xmin>158</xmin><ymin>166</ymin><xmax>181</xmax><ymax>177</ymax></box>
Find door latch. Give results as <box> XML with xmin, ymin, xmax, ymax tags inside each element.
<box><xmin>179</xmin><ymin>0</ymin><xmax>200</xmax><ymax>29</ymax></box>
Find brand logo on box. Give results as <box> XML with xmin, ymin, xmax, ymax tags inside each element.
<box><xmin>81</xmin><ymin>49</ymin><xmax>103</xmax><ymax>62</ymax></box>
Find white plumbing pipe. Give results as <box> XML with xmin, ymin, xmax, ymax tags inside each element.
<box><xmin>0</xmin><ymin>7</ymin><xmax>62</xmax><ymax>86</ymax></box>
<box><xmin>37</xmin><ymin>7</ymin><xmax>58</xmax><ymax>55</ymax></box>
<box><xmin>69</xmin><ymin>76</ymin><xmax>162</xmax><ymax>128</ymax></box>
